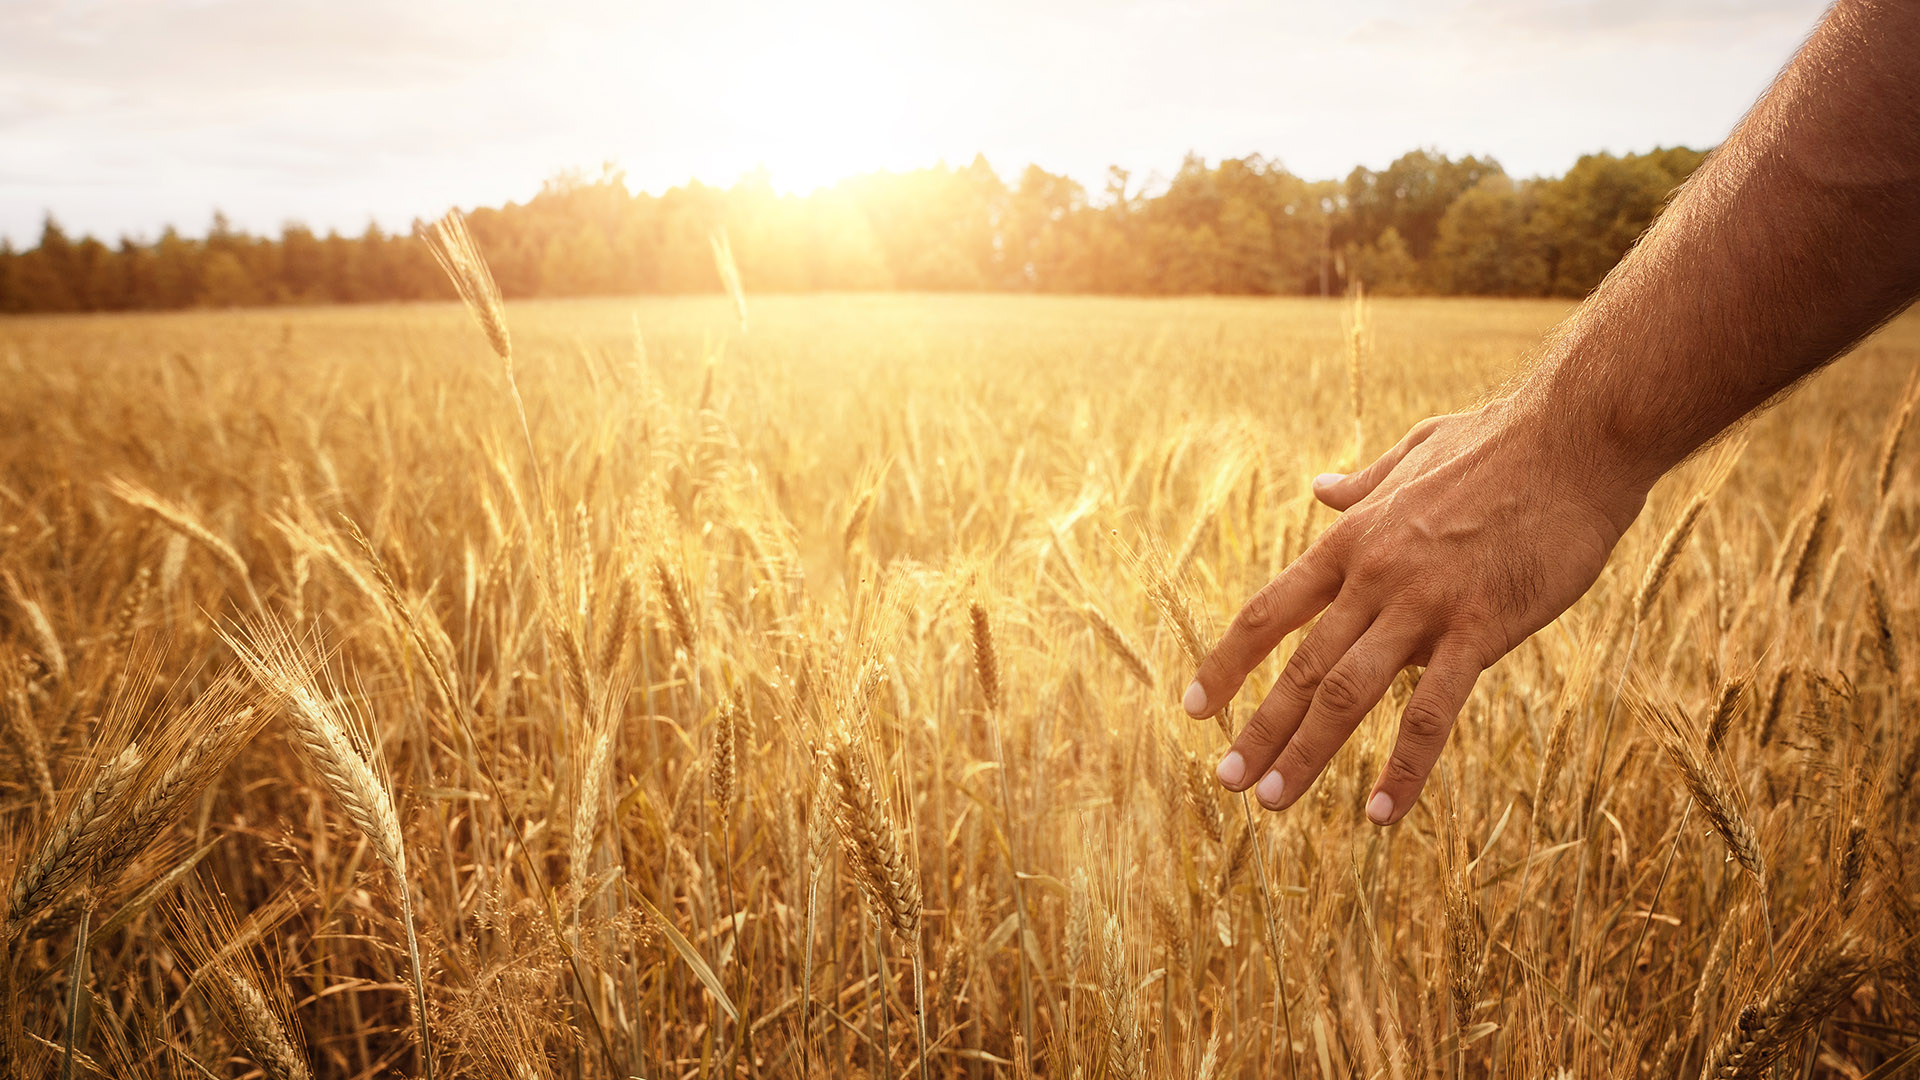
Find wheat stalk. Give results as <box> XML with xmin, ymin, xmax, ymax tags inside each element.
<box><xmin>1875</xmin><ymin>373</ymin><xmax>1918</xmax><ymax>501</ymax></box>
<box><xmin>654</xmin><ymin>557</ymin><xmax>697</xmax><ymax>657</ymax></box>
<box><xmin>1651</xmin><ymin>917</ymin><xmax>1736</xmax><ymax>1080</ymax></box>
<box><xmin>1635</xmin><ymin>496</ymin><xmax>1707</xmax><ymax>624</ymax></box>
<box><xmin>93</xmin><ymin>693</ymin><xmax>259</xmax><ymax>887</ymax></box>
<box><xmin>1865</xmin><ymin>570</ymin><xmax>1899</xmax><ymax>674</ymax></box>
<box><xmin>3</xmin><ymin>573</ymin><xmax>66</xmax><ymax>681</ymax></box>
<box><xmin>3</xmin><ymin>669</ymin><xmax>55</xmax><ymax>812</ymax></box>
<box><xmin>1443</xmin><ymin>803</ymin><xmax>1483</xmax><ymax>1033</ymax></box>
<box><xmin>422</xmin><ymin>210</ymin><xmax>511</xmax><ymax>366</ymax></box>
<box><xmin>220</xmin><ymin>619</ymin><xmax>432</xmax><ymax>1076</ymax></box>
<box><xmin>710</xmin><ymin>699</ymin><xmax>738</xmax><ymax>825</ymax></box>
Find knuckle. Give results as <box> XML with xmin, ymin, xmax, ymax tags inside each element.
<box><xmin>1400</xmin><ymin>701</ymin><xmax>1454</xmax><ymax>751</ymax></box>
<box><xmin>1379</xmin><ymin>751</ymin><xmax>1429</xmax><ymax>791</ymax></box>
<box><xmin>1239</xmin><ymin>701</ymin><xmax>1288</xmax><ymax>750</ymax></box>
<box><xmin>1318</xmin><ymin>520</ymin><xmax>1356</xmax><ymax>556</ymax></box>
<box><xmin>1276</xmin><ymin>732</ymin><xmax>1328</xmax><ymax>776</ymax></box>
<box><xmin>1315</xmin><ymin>665</ymin><xmax>1369</xmax><ymax>716</ymax></box>
<box><xmin>1237</xmin><ymin>583</ymin><xmax>1280</xmax><ymax>633</ymax></box>
<box><xmin>1194</xmin><ymin>647</ymin><xmax>1229</xmax><ymax>682</ymax></box>
<box><xmin>1347</xmin><ymin>551</ymin><xmax>1393</xmax><ymax>588</ymax></box>
<box><xmin>1442</xmin><ymin>591</ymin><xmax>1498</xmax><ymax>628</ymax></box>
<box><xmin>1276</xmin><ymin>652</ymin><xmax>1322</xmax><ymax>701</ymax></box>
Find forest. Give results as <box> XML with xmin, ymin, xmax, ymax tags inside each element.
<box><xmin>0</xmin><ymin>146</ymin><xmax>1704</xmax><ymax>312</ymax></box>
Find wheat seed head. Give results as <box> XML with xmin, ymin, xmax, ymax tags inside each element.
<box><xmin>422</xmin><ymin>209</ymin><xmax>512</xmax><ymax>366</ymax></box>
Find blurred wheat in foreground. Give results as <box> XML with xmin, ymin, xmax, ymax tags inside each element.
<box><xmin>0</xmin><ymin>276</ymin><xmax>1917</xmax><ymax>1079</ymax></box>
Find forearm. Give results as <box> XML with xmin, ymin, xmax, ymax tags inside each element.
<box><xmin>1519</xmin><ymin>0</ymin><xmax>1920</xmax><ymax>492</ymax></box>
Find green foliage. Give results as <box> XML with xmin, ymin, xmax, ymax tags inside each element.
<box><xmin>1530</xmin><ymin>147</ymin><xmax>1706</xmax><ymax>296</ymax></box>
<box><xmin>1342</xmin><ymin>149</ymin><xmax>1504</xmax><ymax>264</ymax></box>
<box><xmin>0</xmin><ymin>147</ymin><xmax>1708</xmax><ymax>313</ymax></box>
<box><xmin>1348</xmin><ymin>226</ymin><xmax>1419</xmax><ymax>296</ymax></box>
<box><xmin>1431</xmin><ymin>175</ymin><xmax>1548</xmax><ymax>296</ymax></box>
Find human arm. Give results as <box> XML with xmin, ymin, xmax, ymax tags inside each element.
<box><xmin>1186</xmin><ymin>0</ymin><xmax>1920</xmax><ymax>825</ymax></box>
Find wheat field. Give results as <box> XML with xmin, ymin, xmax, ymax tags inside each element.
<box><xmin>0</xmin><ymin>276</ymin><xmax>1916</xmax><ymax>1079</ymax></box>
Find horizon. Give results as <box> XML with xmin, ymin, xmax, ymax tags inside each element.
<box><xmin>2</xmin><ymin>0</ymin><xmax>1829</xmax><ymax>247</ymax></box>
<box><xmin>10</xmin><ymin>144</ymin><xmax>1705</xmax><ymax>249</ymax></box>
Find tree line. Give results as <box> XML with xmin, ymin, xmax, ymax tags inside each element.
<box><xmin>0</xmin><ymin>146</ymin><xmax>1705</xmax><ymax>313</ymax></box>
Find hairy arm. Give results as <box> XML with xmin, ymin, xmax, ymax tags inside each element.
<box><xmin>1187</xmin><ymin>0</ymin><xmax>1920</xmax><ymax>825</ymax></box>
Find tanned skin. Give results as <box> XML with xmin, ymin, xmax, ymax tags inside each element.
<box><xmin>1185</xmin><ymin>0</ymin><xmax>1920</xmax><ymax>825</ymax></box>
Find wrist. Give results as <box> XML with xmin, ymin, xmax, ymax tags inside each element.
<box><xmin>1478</xmin><ymin>388</ymin><xmax>1657</xmax><ymax>540</ymax></box>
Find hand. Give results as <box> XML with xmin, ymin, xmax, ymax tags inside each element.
<box><xmin>1184</xmin><ymin>399</ymin><xmax>1648</xmax><ymax>825</ymax></box>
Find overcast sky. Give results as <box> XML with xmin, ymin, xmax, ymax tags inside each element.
<box><xmin>0</xmin><ymin>0</ymin><xmax>1832</xmax><ymax>246</ymax></box>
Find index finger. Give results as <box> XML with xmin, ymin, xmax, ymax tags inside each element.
<box><xmin>1185</xmin><ymin>544</ymin><xmax>1343</xmax><ymax>719</ymax></box>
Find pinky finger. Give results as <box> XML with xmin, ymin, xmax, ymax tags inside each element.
<box><xmin>1365</xmin><ymin>643</ymin><xmax>1483</xmax><ymax>826</ymax></box>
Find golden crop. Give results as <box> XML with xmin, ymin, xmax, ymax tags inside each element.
<box><xmin>0</xmin><ymin>286</ymin><xmax>1914</xmax><ymax>1078</ymax></box>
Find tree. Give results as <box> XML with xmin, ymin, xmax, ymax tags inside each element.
<box><xmin>0</xmin><ymin>144</ymin><xmax>1711</xmax><ymax>313</ymax></box>
<box><xmin>1342</xmin><ymin>149</ymin><xmax>1503</xmax><ymax>268</ymax></box>
<box><xmin>280</xmin><ymin>225</ymin><xmax>326</xmax><ymax>302</ymax></box>
<box><xmin>197</xmin><ymin>251</ymin><xmax>260</xmax><ymax>307</ymax></box>
<box><xmin>1431</xmin><ymin>175</ymin><xmax>1548</xmax><ymax>296</ymax></box>
<box><xmin>1347</xmin><ymin>227</ymin><xmax>1419</xmax><ymax>295</ymax></box>
<box><xmin>1531</xmin><ymin>147</ymin><xmax>1706</xmax><ymax>296</ymax></box>
<box><xmin>0</xmin><ymin>240</ymin><xmax>19</xmax><ymax>313</ymax></box>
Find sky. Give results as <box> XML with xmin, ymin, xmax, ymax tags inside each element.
<box><xmin>0</xmin><ymin>0</ymin><xmax>1834</xmax><ymax>246</ymax></box>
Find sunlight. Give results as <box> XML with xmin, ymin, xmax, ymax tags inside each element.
<box><xmin>593</xmin><ymin>2</ymin><xmax>949</xmax><ymax>194</ymax></box>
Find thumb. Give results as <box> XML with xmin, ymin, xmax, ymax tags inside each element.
<box><xmin>1313</xmin><ymin>416</ymin><xmax>1444</xmax><ymax>511</ymax></box>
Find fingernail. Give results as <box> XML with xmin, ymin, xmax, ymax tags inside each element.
<box><xmin>1216</xmin><ymin>751</ymin><xmax>1245</xmax><ymax>788</ymax></box>
<box><xmin>1255</xmin><ymin>770</ymin><xmax>1285</xmax><ymax>808</ymax></box>
<box><xmin>1183</xmin><ymin>680</ymin><xmax>1207</xmax><ymax>717</ymax></box>
<box><xmin>1313</xmin><ymin>472</ymin><xmax>1344</xmax><ymax>490</ymax></box>
<box><xmin>1366</xmin><ymin>791</ymin><xmax>1394</xmax><ymax>824</ymax></box>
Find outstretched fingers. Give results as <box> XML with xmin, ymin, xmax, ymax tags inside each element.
<box><xmin>1366</xmin><ymin>641</ymin><xmax>1485</xmax><ymax>826</ymax></box>
<box><xmin>1214</xmin><ymin>597</ymin><xmax>1373</xmax><ymax>793</ymax></box>
<box><xmin>1185</xmin><ymin>546</ymin><xmax>1343</xmax><ymax>720</ymax></box>
<box><xmin>1251</xmin><ymin>619</ymin><xmax>1423</xmax><ymax>811</ymax></box>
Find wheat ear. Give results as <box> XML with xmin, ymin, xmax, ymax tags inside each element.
<box><xmin>1631</xmin><ymin>691</ymin><xmax>1766</xmax><ymax>892</ymax></box>
<box><xmin>103</xmin><ymin>478</ymin><xmax>261</xmax><ymax>612</ymax></box>
<box><xmin>95</xmin><ymin>679</ymin><xmax>260</xmax><ymax>887</ymax></box>
<box><xmin>1698</xmin><ymin>933</ymin><xmax>1869</xmax><ymax>1080</ymax></box>
<box><xmin>221</xmin><ymin>620</ymin><xmax>432</xmax><ymax>1077</ymax></box>
<box><xmin>1081</xmin><ymin>602</ymin><xmax>1157</xmax><ymax>689</ymax></box>
<box><xmin>223</xmin><ymin>972</ymin><xmax>314</xmax><ymax>1080</ymax></box>
<box><xmin>1635</xmin><ymin>495</ymin><xmax>1707</xmax><ymax>624</ymax></box>
<box><xmin>1100</xmin><ymin>913</ymin><xmax>1144</xmax><ymax>1080</ymax></box>
<box><xmin>3</xmin><ymin>673</ymin><xmax>55</xmax><ymax>812</ymax></box>
<box><xmin>1443</xmin><ymin>801</ymin><xmax>1483</xmax><ymax>1034</ymax></box>
<box><xmin>1785</xmin><ymin>492</ymin><xmax>1833</xmax><ymax>605</ymax></box>
<box><xmin>824</xmin><ymin>734</ymin><xmax>921</xmax><ymax>940</ymax></box>
<box><xmin>7</xmin><ymin>744</ymin><xmax>142</xmax><ymax>930</ymax></box>
<box><xmin>969</xmin><ymin>601</ymin><xmax>1001</xmax><ymax>713</ymax></box>
<box><xmin>1704</xmin><ymin>673</ymin><xmax>1750</xmax><ymax>754</ymax></box>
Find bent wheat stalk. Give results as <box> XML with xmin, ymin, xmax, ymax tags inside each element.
<box><xmin>221</xmin><ymin>619</ymin><xmax>433</xmax><ymax>1080</ymax></box>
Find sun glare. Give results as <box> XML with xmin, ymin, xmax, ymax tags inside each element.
<box><xmin>584</xmin><ymin>3</ymin><xmax>951</xmax><ymax>195</ymax></box>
